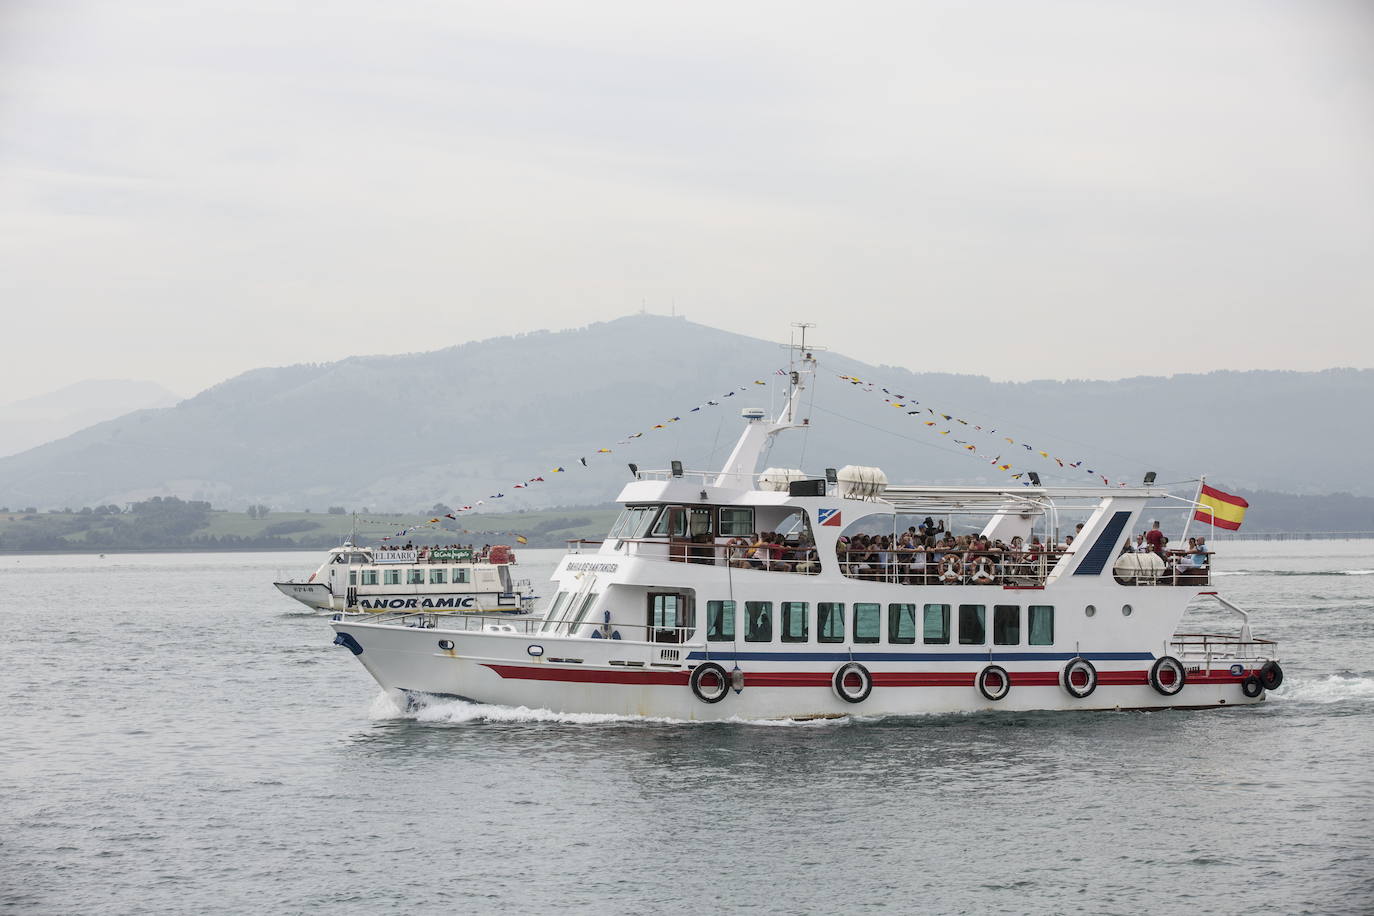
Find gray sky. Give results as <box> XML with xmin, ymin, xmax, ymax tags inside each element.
<box><xmin>3</xmin><ymin>0</ymin><xmax>1372</xmax><ymax>403</ymax></box>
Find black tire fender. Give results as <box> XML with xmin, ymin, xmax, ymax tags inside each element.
<box><xmin>1149</xmin><ymin>656</ymin><xmax>1188</xmax><ymax>697</ymax></box>
<box><xmin>690</xmin><ymin>662</ymin><xmax>730</xmax><ymax>704</ymax></box>
<box><xmin>1062</xmin><ymin>657</ymin><xmax>1098</xmax><ymax>699</ymax></box>
<box><xmin>977</xmin><ymin>664</ymin><xmax>1011</xmax><ymax>701</ymax></box>
<box><xmin>833</xmin><ymin>662</ymin><xmax>873</xmax><ymax>704</ymax></box>
<box><xmin>1241</xmin><ymin>674</ymin><xmax>1264</xmax><ymax>698</ymax></box>
<box><xmin>1259</xmin><ymin>660</ymin><xmax>1284</xmax><ymax>691</ymax></box>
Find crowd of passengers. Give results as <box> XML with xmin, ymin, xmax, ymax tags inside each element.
<box><xmin>721</xmin><ymin>532</ymin><xmax>820</xmax><ymax>574</ymax></box>
<box><xmin>835</xmin><ymin>518</ymin><xmax>1212</xmax><ymax>584</ymax></box>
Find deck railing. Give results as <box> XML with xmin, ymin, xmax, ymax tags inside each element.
<box><xmin>566</xmin><ymin>538</ymin><xmax>821</xmax><ymax>575</ymax></box>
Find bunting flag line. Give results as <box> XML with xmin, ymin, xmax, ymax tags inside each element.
<box><xmin>360</xmin><ymin>369</ymin><xmax>792</xmax><ymax>542</ymax></box>
<box><xmin>835</xmin><ymin>371</ymin><xmax>1135</xmax><ymax>487</ymax></box>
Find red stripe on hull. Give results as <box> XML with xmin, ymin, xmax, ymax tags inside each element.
<box><xmin>483</xmin><ymin>664</ymin><xmax>1254</xmax><ymax>687</ymax></box>
<box><xmin>484</xmin><ymin>664</ymin><xmax>688</xmax><ymax>685</ymax></box>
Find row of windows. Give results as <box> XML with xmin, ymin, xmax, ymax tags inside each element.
<box><xmin>348</xmin><ymin>568</ymin><xmax>472</xmax><ymax>586</ymax></box>
<box><xmin>704</xmin><ymin>601</ymin><xmax>1055</xmax><ymax>647</ymax></box>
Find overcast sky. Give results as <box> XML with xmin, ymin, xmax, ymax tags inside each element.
<box><xmin>2</xmin><ymin>0</ymin><xmax>1371</xmax><ymax>403</ymax></box>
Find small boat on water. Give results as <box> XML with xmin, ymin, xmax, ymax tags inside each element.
<box><xmin>330</xmin><ymin>337</ymin><xmax>1283</xmax><ymax>719</ymax></box>
<box><xmin>275</xmin><ymin>541</ymin><xmax>536</xmax><ymax>614</ymax></box>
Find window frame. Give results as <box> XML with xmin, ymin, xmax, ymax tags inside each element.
<box><xmin>888</xmin><ymin>603</ymin><xmax>917</xmax><ymax>644</ymax></box>
<box><xmin>706</xmin><ymin>600</ymin><xmax>736</xmax><ymax>641</ymax></box>
<box><xmin>1028</xmin><ymin>605</ymin><xmax>1055</xmax><ymax>646</ymax></box>
<box><xmin>853</xmin><ymin>603</ymin><xmax>881</xmax><ymax>644</ymax></box>
<box><xmin>718</xmin><ymin>507</ymin><xmax>755</xmax><ymax>537</ymax></box>
<box><xmin>817</xmin><ymin>603</ymin><xmax>845</xmax><ymax>644</ymax></box>
<box><xmin>923</xmin><ymin>604</ymin><xmax>950</xmax><ymax>645</ymax></box>
<box><xmin>744</xmin><ymin>601</ymin><xmax>773</xmax><ymax>643</ymax></box>
<box><xmin>958</xmin><ymin>604</ymin><xmax>987</xmax><ymax>646</ymax></box>
<box><xmin>780</xmin><ymin>601</ymin><xmax>809</xmax><ymax>643</ymax></box>
<box><xmin>993</xmin><ymin>604</ymin><xmax>1020</xmax><ymax>646</ymax></box>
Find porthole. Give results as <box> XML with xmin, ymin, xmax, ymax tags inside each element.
<box><xmin>1085</xmin><ymin>605</ymin><xmax>1097</xmax><ymax>618</ymax></box>
<box><xmin>1122</xmin><ymin>604</ymin><xmax>1133</xmax><ymax>617</ymax></box>
<box><xmin>437</xmin><ymin>639</ymin><xmax>454</xmax><ymax>650</ymax></box>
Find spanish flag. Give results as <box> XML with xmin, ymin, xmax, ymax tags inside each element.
<box><xmin>1195</xmin><ymin>485</ymin><xmax>1248</xmax><ymax>530</ymax></box>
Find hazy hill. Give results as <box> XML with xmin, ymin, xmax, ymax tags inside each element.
<box><xmin>0</xmin><ymin>316</ymin><xmax>1370</xmax><ymax>510</ymax></box>
<box><xmin>0</xmin><ymin>379</ymin><xmax>181</xmax><ymax>458</ymax></box>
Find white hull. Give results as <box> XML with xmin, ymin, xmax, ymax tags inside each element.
<box><xmin>331</xmin><ymin>620</ymin><xmax>1268</xmax><ymax>719</ymax></box>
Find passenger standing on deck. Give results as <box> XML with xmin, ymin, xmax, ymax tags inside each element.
<box><xmin>1145</xmin><ymin>520</ymin><xmax>1166</xmax><ymax>557</ymax></box>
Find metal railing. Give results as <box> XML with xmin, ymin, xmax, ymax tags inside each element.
<box><xmin>837</xmin><ymin>549</ymin><xmax>1065</xmax><ymax>586</ymax></box>
<box><xmin>1169</xmin><ymin>632</ymin><xmax>1278</xmax><ymax>661</ymax></box>
<box><xmin>566</xmin><ymin>538</ymin><xmax>821</xmax><ymax>575</ymax></box>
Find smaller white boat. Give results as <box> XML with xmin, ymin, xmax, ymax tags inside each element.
<box><xmin>274</xmin><ymin>541</ymin><xmax>536</xmax><ymax>614</ymax></box>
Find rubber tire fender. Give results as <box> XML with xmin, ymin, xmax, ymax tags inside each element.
<box><xmin>1259</xmin><ymin>660</ymin><xmax>1284</xmax><ymax>691</ymax></box>
<box><xmin>1240</xmin><ymin>674</ymin><xmax>1264</xmax><ymax>698</ymax></box>
<box><xmin>1149</xmin><ymin>656</ymin><xmax>1188</xmax><ymax>697</ymax></box>
<box><xmin>1062</xmin><ymin>657</ymin><xmax>1098</xmax><ymax>699</ymax></box>
<box><xmin>690</xmin><ymin>662</ymin><xmax>730</xmax><ymax>704</ymax></box>
<box><xmin>833</xmin><ymin>662</ymin><xmax>873</xmax><ymax>704</ymax></box>
<box><xmin>977</xmin><ymin>664</ymin><xmax>1011</xmax><ymax>701</ymax></box>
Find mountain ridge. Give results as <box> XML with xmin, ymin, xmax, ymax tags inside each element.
<box><xmin>0</xmin><ymin>315</ymin><xmax>1369</xmax><ymax>508</ymax></box>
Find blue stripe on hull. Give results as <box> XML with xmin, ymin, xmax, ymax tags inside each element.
<box><xmin>686</xmin><ymin>650</ymin><xmax>1156</xmax><ymax>662</ymax></box>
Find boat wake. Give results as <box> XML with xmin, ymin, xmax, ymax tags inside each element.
<box><xmin>1275</xmin><ymin>674</ymin><xmax>1374</xmax><ymax>704</ymax></box>
<box><xmin>367</xmin><ymin>690</ymin><xmax>852</xmax><ymax>727</ymax></box>
<box><xmin>1214</xmin><ymin>569</ymin><xmax>1374</xmax><ymax>577</ymax></box>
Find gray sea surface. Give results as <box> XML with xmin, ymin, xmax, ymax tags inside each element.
<box><xmin>2</xmin><ymin>542</ymin><xmax>1372</xmax><ymax>914</ymax></box>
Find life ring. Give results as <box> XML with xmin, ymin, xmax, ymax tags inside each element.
<box><xmin>689</xmin><ymin>663</ymin><xmax>730</xmax><ymax>704</ymax></box>
<box><xmin>1062</xmin><ymin>657</ymin><xmax>1098</xmax><ymax>699</ymax></box>
<box><xmin>969</xmin><ymin>559</ymin><xmax>996</xmax><ymax>584</ymax></box>
<box><xmin>1259</xmin><ymin>660</ymin><xmax>1284</xmax><ymax>691</ymax></box>
<box><xmin>1149</xmin><ymin>656</ymin><xmax>1187</xmax><ymax>697</ymax></box>
<box><xmin>1240</xmin><ymin>674</ymin><xmax>1264</xmax><ymax>698</ymax></box>
<box><xmin>977</xmin><ymin>664</ymin><xmax>1011</xmax><ymax>701</ymax></box>
<box><xmin>939</xmin><ymin>557</ymin><xmax>962</xmax><ymax>584</ymax></box>
<box><xmin>833</xmin><ymin>662</ymin><xmax>872</xmax><ymax>704</ymax></box>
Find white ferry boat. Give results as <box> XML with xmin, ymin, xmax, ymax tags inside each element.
<box><xmin>276</xmin><ymin>542</ymin><xmax>535</xmax><ymax>614</ymax></box>
<box><xmin>330</xmin><ymin>344</ymin><xmax>1283</xmax><ymax>719</ymax></box>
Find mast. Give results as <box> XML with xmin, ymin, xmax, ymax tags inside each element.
<box><xmin>712</xmin><ymin>323</ymin><xmax>819</xmax><ymax>488</ymax></box>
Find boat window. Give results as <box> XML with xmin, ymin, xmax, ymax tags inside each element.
<box><xmin>817</xmin><ymin>603</ymin><xmax>845</xmax><ymax>643</ymax></box>
<box><xmin>888</xmin><ymin>603</ymin><xmax>917</xmax><ymax>644</ymax></box>
<box><xmin>923</xmin><ymin>604</ymin><xmax>950</xmax><ymax>644</ymax></box>
<box><xmin>540</xmin><ymin>592</ymin><xmax>572</xmax><ymax>632</ymax></box>
<box><xmin>1029</xmin><ymin>606</ymin><xmax>1055</xmax><ymax>646</ymax></box>
<box><xmin>854</xmin><ymin>603</ymin><xmax>881</xmax><ymax>643</ymax></box>
<box><xmin>566</xmin><ymin>592</ymin><xmax>600</xmax><ymax>632</ymax></box>
<box><xmin>407</xmin><ymin>569</ymin><xmax>425</xmax><ymax>585</ymax></box>
<box><xmin>361</xmin><ymin>570</ymin><xmax>378</xmax><ymax>586</ymax></box>
<box><xmin>611</xmin><ymin>506</ymin><xmax>659</xmax><ymax>539</ymax></box>
<box><xmin>649</xmin><ymin>593</ymin><xmax>684</xmax><ymax>641</ymax></box>
<box><xmin>781</xmin><ymin>602</ymin><xmax>809</xmax><ymax>643</ymax></box>
<box><xmin>958</xmin><ymin>605</ymin><xmax>986</xmax><ymax>646</ymax></box>
<box><xmin>689</xmin><ymin>507</ymin><xmax>714</xmax><ymax>537</ymax></box>
<box><xmin>651</xmin><ymin>506</ymin><xmax>687</xmax><ymax>538</ymax></box>
<box><xmin>993</xmin><ymin>605</ymin><xmax>1020</xmax><ymax>645</ymax></box>
<box><xmin>719</xmin><ymin>507</ymin><xmax>755</xmax><ymax>537</ymax></box>
<box><xmin>384</xmin><ymin>570</ymin><xmax>401</xmax><ymax>586</ymax></box>
<box><xmin>430</xmin><ymin>569</ymin><xmax>446</xmax><ymax>585</ymax></box>
<box><xmin>744</xmin><ymin>602</ymin><xmax>773</xmax><ymax>642</ymax></box>
<box><xmin>707</xmin><ymin>600</ymin><xmax>736</xmax><ymax>641</ymax></box>
<box><xmin>452</xmin><ymin>568</ymin><xmax>470</xmax><ymax>584</ymax></box>
<box><xmin>348</xmin><ymin>571</ymin><xmax>357</xmax><ymax>586</ymax></box>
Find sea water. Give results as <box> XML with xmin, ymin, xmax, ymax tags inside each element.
<box><xmin>2</xmin><ymin>542</ymin><xmax>1371</xmax><ymax>914</ymax></box>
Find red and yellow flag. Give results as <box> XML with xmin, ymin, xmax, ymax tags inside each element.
<box><xmin>1194</xmin><ymin>485</ymin><xmax>1248</xmax><ymax>530</ymax></box>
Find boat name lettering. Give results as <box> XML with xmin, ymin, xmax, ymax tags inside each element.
<box><xmin>373</xmin><ymin>550</ymin><xmax>418</xmax><ymax>564</ymax></box>
<box><xmin>358</xmin><ymin>597</ymin><xmax>476</xmax><ymax>609</ymax></box>
<box><xmin>566</xmin><ymin>561</ymin><xmax>619</xmax><ymax>572</ymax></box>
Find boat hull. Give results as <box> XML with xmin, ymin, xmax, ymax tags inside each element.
<box><xmin>332</xmin><ymin>620</ymin><xmax>1268</xmax><ymax>720</ymax></box>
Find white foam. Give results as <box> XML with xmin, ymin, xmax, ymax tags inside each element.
<box><xmin>1342</xmin><ymin>569</ymin><xmax>1374</xmax><ymax>576</ymax></box>
<box><xmin>1278</xmin><ymin>674</ymin><xmax>1374</xmax><ymax>704</ymax></box>
<box><xmin>367</xmin><ymin>690</ymin><xmax>853</xmax><ymax>727</ymax></box>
